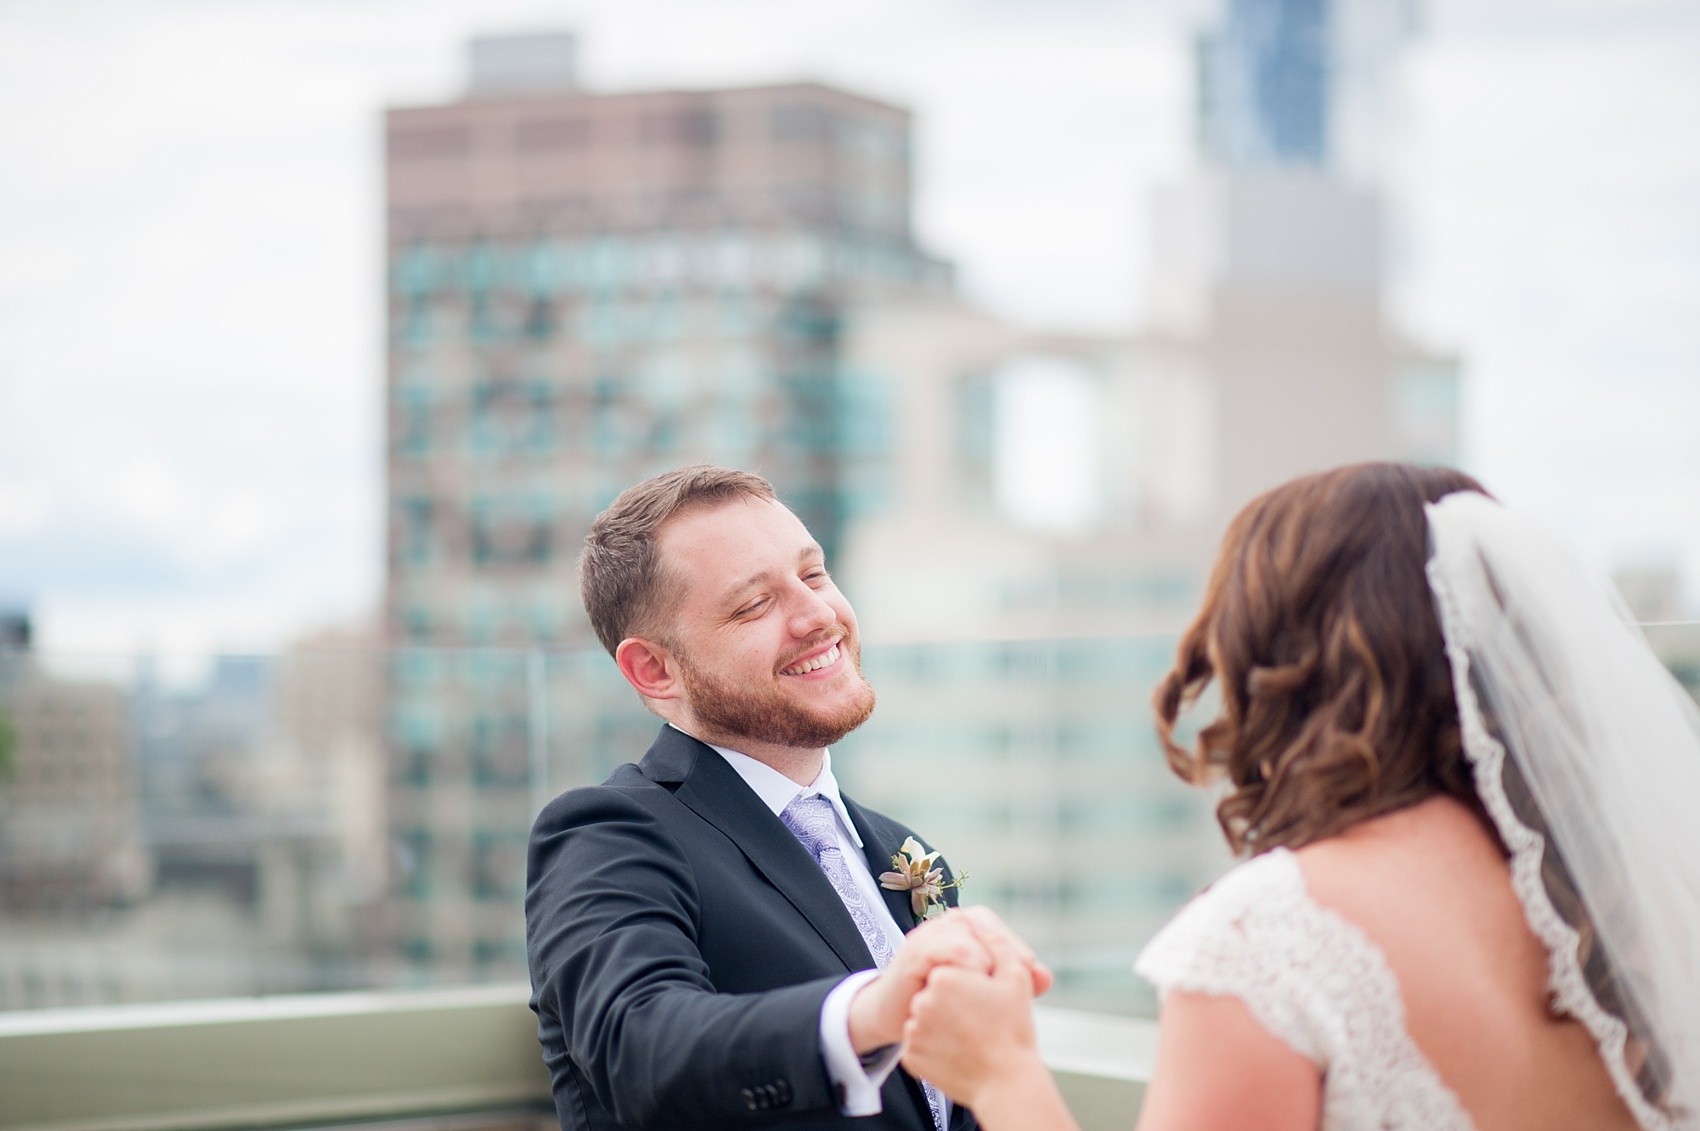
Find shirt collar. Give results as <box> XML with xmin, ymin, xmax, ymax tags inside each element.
<box><xmin>671</xmin><ymin>724</ymin><xmax>863</xmax><ymax>848</ymax></box>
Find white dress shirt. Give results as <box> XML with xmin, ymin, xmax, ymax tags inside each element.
<box><xmin>678</xmin><ymin>726</ymin><xmax>934</xmax><ymax>1120</ymax></box>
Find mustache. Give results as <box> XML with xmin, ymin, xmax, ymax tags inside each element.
<box><xmin>774</xmin><ymin>627</ymin><xmax>852</xmax><ymax>674</ymax></box>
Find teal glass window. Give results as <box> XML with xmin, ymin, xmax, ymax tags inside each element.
<box><xmin>464</xmin><ymin>241</ymin><xmax>498</xmax><ymax>293</ymax></box>
<box><xmin>469</xmin><ymin>717</ymin><xmax>530</xmax><ymax>789</ymax></box>
<box><xmin>402</xmin><ymin>606</ymin><xmax>433</xmax><ymax>642</ymax></box>
<box><xmin>401</xmin><ymin>295</ymin><xmax>431</xmax><ymax>346</ymax></box>
<box><xmin>585</xmin><ymin>298</ymin><xmax>625</xmax><ymax>347</ymax></box>
<box><xmin>469</xmin><ymin>494</ymin><xmax>554</xmax><ymax>566</ymax></box>
<box><xmin>588</xmin><ymin>236</ymin><xmax>626</xmax><ymax>291</ymax></box>
<box><xmin>395</xmin><ymin>385</ymin><xmax>433</xmax><ymax>456</ymax></box>
<box><xmin>718</xmin><ymin>289</ymin><xmax>752</xmax><ymax>337</ymax></box>
<box><xmin>470</xmin><ymin>382</ymin><xmax>555</xmax><ymax>458</ymax></box>
<box><xmin>398</xmin><ymin>828</ymin><xmax>433</xmax><ymax>900</ymax></box>
<box><xmin>651</xmin><ymin>291</ymin><xmax>682</xmax><ymax>340</ymax></box>
<box><xmin>524</xmin><ymin>297</ymin><xmax>554</xmax><ymax>341</ymax></box>
<box><xmin>592</xmin><ymin>376</ymin><xmax>645</xmax><ymax>455</ymax></box>
<box><xmin>468</xmin><ymin>294</ymin><xmax>496</xmax><ymax>344</ymax></box>
<box><xmin>398</xmin><ymin>497</ymin><xmax>435</xmax><ymax>567</ymax></box>
<box><xmin>394</xmin><ymin>243</ymin><xmax>440</xmax><ymax>297</ymax></box>
<box><xmin>523</xmin><ymin>240</ymin><xmax>557</xmax><ymax>297</ymax></box>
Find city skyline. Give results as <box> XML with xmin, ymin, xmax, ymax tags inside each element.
<box><xmin>1</xmin><ymin>0</ymin><xmax>1698</xmax><ymax>655</ymax></box>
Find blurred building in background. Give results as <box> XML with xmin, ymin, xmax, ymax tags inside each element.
<box><xmin>382</xmin><ymin>33</ymin><xmax>950</xmax><ymax>975</ymax></box>
<box><xmin>132</xmin><ymin>655</ymin><xmax>277</xmax><ymax>905</ymax></box>
<box><xmin>0</xmin><ymin>621</ymin><xmax>383</xmax><ymax>1010</ymax></box>
<box><xmin>1153</xmin><ymin>0</ymin><xmax>1449</xmax><ymax>521</ymax></box>
<box><xmin>842</xmin><ymin>0</ymin><xmax>1455</xmax><ymax>643</ymax></box>
<box><xmin>0</xmin><ymin>623</ymin><xmax>146</xmax><ymax>917</ymax></box>
<box><xmin>264</xmin><ymin>630</ymin><xmax>387</xmax><ymax>963</ymax></box>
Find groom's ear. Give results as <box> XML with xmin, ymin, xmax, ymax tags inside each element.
<box><xmin>616</xmin><ymin>636</ymin><xmax>682</xmax><ymax>702</ymax></box>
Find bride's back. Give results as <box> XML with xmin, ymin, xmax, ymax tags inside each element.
<box><xmin>1296</xmin><ymin>795</ymin><xmax>1636</xmax><ymax>1131</ymax></box>
<box><xmin>1151</xmin><ymin>464</ymin><xmax>1663</xmax><ymax>1131</ymax></box>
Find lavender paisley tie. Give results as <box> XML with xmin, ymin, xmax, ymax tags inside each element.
<box><xmin>779</xmin><ymin>793</ymin><xmax>947</xmax><ymax>1131</ymax></box>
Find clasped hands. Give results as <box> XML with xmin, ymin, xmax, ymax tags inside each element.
<box><xmin>847</xmin><ymin>906</ymin><xmax>1053</xmax><ymax>1110</ymax></box>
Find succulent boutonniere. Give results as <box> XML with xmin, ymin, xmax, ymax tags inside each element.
<box><xmin>879</xmin><ymin>836</ymin><xmax>966</xmax><ymax>923</ymax></box>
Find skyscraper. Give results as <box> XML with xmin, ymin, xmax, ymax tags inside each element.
<box><xmin>382</xmin><ymin>34</ymin><xmax>951</xmax><ymax>973</ymax></box>
<box><xmin>1198</xmin><ymin>0</ymin><xmax>1420</xmax><ymax>180</ymax></box>
<box><xmin>1150</xmin><ymin>0</ymin><xmax>1451</xmax><ymax>521</ymax></box>
<box><xmin>1197</xmin><ymin>0</ymin><xmax>1330</xmax><ymax>168</ymax></box>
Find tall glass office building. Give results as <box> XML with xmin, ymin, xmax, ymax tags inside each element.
<box><xmin>1196</xmin><ymin>0</ymin><xmax>1419</xmax><ymax>177</ymax></box>
<box><xmin>382</xmin><ymin>39</ymin><xmax>952</xmax><ymax>974</ymax></box>
<box><xmin>1197</xmin><ymin>0</ymin><xmax>1330</xmax><ymax>167</ymax></box>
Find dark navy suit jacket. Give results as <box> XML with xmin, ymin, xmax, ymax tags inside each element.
<box><xmin>525</xmin><ymin>725</ymin><xmax>968</xmax><ymax>1130</ymax></box>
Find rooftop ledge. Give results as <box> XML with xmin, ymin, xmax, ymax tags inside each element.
<box><xmin>0</xmin><ymin>986</ymin><xmax>1152</xmax><ymax>1131</ymax></box>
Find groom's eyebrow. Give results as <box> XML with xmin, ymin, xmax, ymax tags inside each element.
<box><xmin>717</xmin><ymin>567</ymin><xmax>780</xmax><ymax>611</ymax></box>
<box><xmin>717</xmin><ymin>546</ymin><xmax>826</xmax><ymax>609</ymax></box>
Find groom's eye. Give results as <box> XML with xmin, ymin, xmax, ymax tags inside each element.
<box><xmin>734</xmin><ymin>596</ymin><xmax>769</xmax><ymax>619</ymax></box>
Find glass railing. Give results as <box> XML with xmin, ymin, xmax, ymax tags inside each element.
<box><xmin>3</xmin><ymin>621</ymin><xmax>1695</xmax><ymax>1020</ymax></box>
<box><xmin>0</xmin><ymin>986</ymin><xmax>1150</xmax><ymax>1131</ymax></box>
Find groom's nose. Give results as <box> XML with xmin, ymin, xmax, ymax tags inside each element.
<box><xmin>784</xmin><ymin>582</ymin><xmax>839</xmax><ymax>638</ymax></box>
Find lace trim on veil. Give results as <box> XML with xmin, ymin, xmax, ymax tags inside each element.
<box><xmin>1426</xmin><ymin>557</ymin><xmax>1671</xmax><ymax>1131</ymax></box>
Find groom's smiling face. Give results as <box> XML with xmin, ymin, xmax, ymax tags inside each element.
<box><xmin>653</xmin><ymin>495</ymin><xmax>876</xmax><ymax>750</ymax></box>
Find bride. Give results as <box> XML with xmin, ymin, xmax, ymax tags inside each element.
<box><xmin>899</xmin><ymin>463</ymin><xmax>1700</xmax><ymax>1130</ymax></box>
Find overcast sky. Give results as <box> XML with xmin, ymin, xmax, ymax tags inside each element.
<box><xmin>1</xmin><ymin>0</ymin><xmax>1697</xmax><ymax>654</ymax></box>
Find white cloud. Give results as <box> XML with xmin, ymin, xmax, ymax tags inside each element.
<box><xmin>0</xmin><ymin>479</ymin><xmax>51</xmax><ymax>537</ymax></box>
<box><xmin>1389</xmin><ymin>3</ymin><xmax>1700</xmax><ymax>582</ymax></box>
<box><xmin>0</xmin><ymin>0</ymin><xmax>1696</xmax><ymax>653</ymax></box>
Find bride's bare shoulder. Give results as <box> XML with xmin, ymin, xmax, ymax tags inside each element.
<box><xmin>1290</xmin><ymin>793</ymin><xmax>1543</xmax><ymax>1002</ymax></box>
<box><xmin>1291</xmin><ymin>795</ymin><xmax>1540</xmax><ymax>976</ymax></box>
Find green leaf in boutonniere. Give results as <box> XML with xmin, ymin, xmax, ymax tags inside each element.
<box><xmin>878</xmin><ymin>835</ymin><xmax>967</xmax><ymax>923</ymax></box>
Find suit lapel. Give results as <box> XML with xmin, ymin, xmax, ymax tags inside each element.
<box><xmin>842</xmin><ymin>794</ymin><xmax>920</xmax><ymax>935</ymax></box>
<box><xmin>641</xmin><ymin>727</ymin><xmax>877</xmax><ymax>973</ymax></box>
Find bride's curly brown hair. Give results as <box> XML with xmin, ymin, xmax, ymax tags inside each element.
<box><xmin>1154</xmin><ymin>462</ymin><xmax>1491</xmax><ymax>854</ymax></box>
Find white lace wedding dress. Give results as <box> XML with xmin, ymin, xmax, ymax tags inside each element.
<box><xmin>1135</xmin><ymin>847</ymin><xmax>1476</xmax><ymax>1131</ymax></box>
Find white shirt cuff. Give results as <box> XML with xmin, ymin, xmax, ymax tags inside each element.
<box><xmin>819</xmin><ymin>969</ymin><xmax>899</xmax><ymax>1115</ymax></box>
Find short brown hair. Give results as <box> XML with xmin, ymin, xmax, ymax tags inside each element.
<box><xmin>579</xmin><ymin>465</ymin><xmax>777</xmax><ymax>656</ymax></box>
<box><xmin>1154</xmin><ymin>462</ymin><xmax>1491</xmax><ymax>854</ymax></box>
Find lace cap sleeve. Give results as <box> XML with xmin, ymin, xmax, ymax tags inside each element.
<box><xmin>1135</xmin><ymin>848</ymin><xmax>1329</xmax><ymax>1064</ymax></box>
<box><xmin>1134</xmin><ymin>848</ymin><xmax>1477</xmax><ymax>1131</ymax></box>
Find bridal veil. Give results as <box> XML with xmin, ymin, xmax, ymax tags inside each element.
<box><xmin>1425</xmin><ymin>492</ymin><xmax>1700</xmax><ymax>1130</ymax></box>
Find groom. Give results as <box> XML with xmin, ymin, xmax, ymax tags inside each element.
<box><xmin>526</xmin><ymin>466</ymin><xmax>1033</xmax><ymax>1130</ymax></box>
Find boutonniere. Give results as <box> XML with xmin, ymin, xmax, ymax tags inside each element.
<box><xmin>879</xmin><ymin>836</ymin><xmax>966</xmax><ymax>923</ymax></box>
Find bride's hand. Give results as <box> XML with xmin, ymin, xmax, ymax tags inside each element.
<box><xmin>900</xmin><ymin>908</ymin><xmax>1059</xmax><ymax>1117</ymax></box>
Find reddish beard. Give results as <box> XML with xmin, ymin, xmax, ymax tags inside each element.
<box><xmin>676</xmin><ymin>632</ymin><xmax>877</xmax><ymax>750</ymax></box>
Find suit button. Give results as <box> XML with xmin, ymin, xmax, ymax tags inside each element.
<box><xmin>740</xmin><ymin>1088</ymin><xmax>759</xmax><ymax>1111</ymax></box>
<box><xmin>773</xmin><ymin>1079</ymin><xmax>792</xmax><ymax>1106</ymax></box>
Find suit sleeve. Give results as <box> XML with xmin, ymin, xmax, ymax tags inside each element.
<box><xmin>526</xmin><ymin>785</ymin><xmax>844</xmax><ymax>1128</ymax></box>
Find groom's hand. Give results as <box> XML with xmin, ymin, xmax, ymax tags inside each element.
<box><xmin>847</xmin><ymin>909</ymin><xmax>1051</xmax><ymax>1054</ymax></box>
<box><xmin>848</xmin><ymin>914</ymin><xmax>989</xmax><ymax>1053</ymax></box>
<box><xmin>958</xmin><ymin>906</ymin><xmax>1052</xmax><ymax>995</ymax></box>
<box><xmin>900</xmin><ymin>914</ymin><xmax>1056</xmax><ymax>1114</ymax></box>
